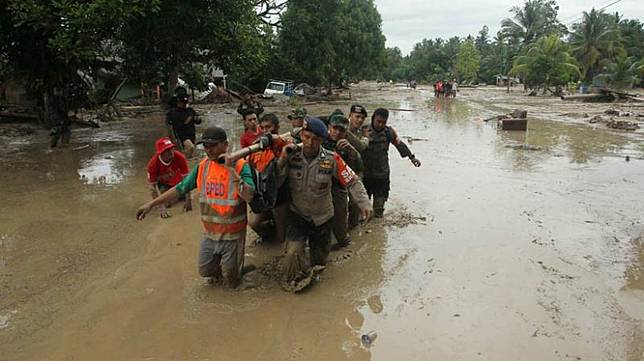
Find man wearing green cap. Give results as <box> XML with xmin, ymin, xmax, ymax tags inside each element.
<box><xmin>324</xmin><ymin>113</ymin><xmax>363</xmax><ymax>249</ymax></box>
<box><xmin>288</xmin><ymin>106</ymin><xmax>307</xmax><ymax>129</ymax></box>
<box><xmin>136</xmin><ymin>127</ymin><xmax>256</xmax><ymax>288</ymax></box>
<box><xmin>288</xmin><ymin>106</ymin><xmax>307</xmax><ymax>143</ymax></box>
<box><xmin>278</xmin><ymin>117</ymin><xmax>371</xmax><ymax>288</ymax></box>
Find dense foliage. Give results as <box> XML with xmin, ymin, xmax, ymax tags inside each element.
<box><xmin>1</xmin><ymin>0</ymin><xmax>643</xmax><ymax>120</ymax></box>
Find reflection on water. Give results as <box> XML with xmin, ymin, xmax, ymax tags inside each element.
<box><xmin>77</xmin><ymin>149</ymin><xmax>135</xmax><ymax>185</ymax></box>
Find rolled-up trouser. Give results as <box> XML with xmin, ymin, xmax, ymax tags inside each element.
<box><xmin>284</xmin><ymin>211</ymin><xmax>332</xmax><ymax>282</ymax></box>
<box><xmin>198</xmin><ymin>237</ymin><xmax>241</xmax><ymax>288</ymax></box>
<box><xmin>331</xmin><ymin>185</ymin><xmax>348</xmax><ymax>244</ymax></box>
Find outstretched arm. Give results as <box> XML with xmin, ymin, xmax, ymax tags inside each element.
<box><xmin>389</xmin><ymin>127</ymin><xmax>421</xmax><ymax>167</ymax></box>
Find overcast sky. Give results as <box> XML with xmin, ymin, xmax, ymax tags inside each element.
<box><xmin>374</xmin><ymin>0</ymin><xmax>644</xmax><ymax>55</ymax></box>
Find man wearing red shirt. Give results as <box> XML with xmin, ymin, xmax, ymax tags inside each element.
<box><xmin>147</xmin><ymin>137</ymin><xmax>191</xmax><ymax>218</ymax></box>
<box><xmin>240</xmin><ymin>110</ymin><xmax>261</xmax><ymax>148</ymax></box>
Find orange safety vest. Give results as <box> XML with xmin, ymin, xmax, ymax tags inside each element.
<box><xmin>196</xmin><ymin>158</ymin><xmax>247</xmax><ymax>241</ymax></box>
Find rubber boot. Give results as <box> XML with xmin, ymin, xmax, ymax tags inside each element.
<box><xmin>373</xmin><ymin>197</ymin><xmax>386</xmax><ymax>218</ymax></box>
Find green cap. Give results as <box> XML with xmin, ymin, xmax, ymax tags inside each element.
<box><xmin>328</xmin><ymin>113</ymin><xmax>349</xmax><ymax>129</ymax></box>
<box><xmin>288</xmin><ymin>106</ymin><xmax>307</xmax><ymax>119</ymax></box>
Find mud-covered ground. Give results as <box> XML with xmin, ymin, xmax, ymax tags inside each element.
<box><xmin>1</xmin><ymin>83</ymin><xmax>643</xmax><ymax>361</ymax></box>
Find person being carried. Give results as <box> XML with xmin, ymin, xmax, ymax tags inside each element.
<box><xmin>240</xmin><ymin>110</ymin><xmax>261</xmax><ymax>148</ymax></box>
<box><xmin>137</xmin><ymin>127</ymin><xmax>255</xmax><ymax>288</ymax></box>
<box><xmin>146</xmin><ymin>137</ymin><xmax>191</xmax><ymax>218</ymax></box>
<box><xmin>362</xmin><ymin>108</ymin><xmax>421</xmax><ymax>218</ymax></box>
<box><xmin>166</xmin><ymin>94</ymin><xmax>201</xmax><ymax>158</ymax></box>
<box><xmin>324</xmin><ymin>113</ymin><xmax>364</xmax><ymax>250</ymax></box>
<box><xmin>247</xmin><ymin>113</ymin><xmax>290</xmax><ymax>244</ymax></box>
<box><xmin>278</xmin><ymin>117</ymin><xmax>372</xmax><ymax>287</ymax></box>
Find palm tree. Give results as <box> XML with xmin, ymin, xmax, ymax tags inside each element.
<box><xmin>570</xmin><ymin>8</ymin><xmax>624</xmax><ymax>82</ymax></box>
<box><xmin>510</xmin><ymin>34</ymin><xmax>581</xmax><ymax>91</ymax></box>
<box><xmin>500</xmin><ymin>0</ymin><xmax>567</xmax><ymax>47</ymax></box>
<box><xmin>596</xmin><ymin>55</ymin><xmax>640</xmax><ymax>89</ymax></box>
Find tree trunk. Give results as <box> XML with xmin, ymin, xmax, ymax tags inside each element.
<box><xmin>168</xmin><ymin>64</ymin><xmax>179</xmax><ymax>97</ymax></box>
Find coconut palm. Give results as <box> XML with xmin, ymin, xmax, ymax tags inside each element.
<box><xmin>596</xmin><ymin>55</ymin><xmax>640</xmax><ymax>89</ymax></box>
<box><xmin>570</xmin><ymin>8</ymin><xmax>624</xmax><ymax>82</ymax></box>
<box><xmin>500</xmin><ymin>0</ymin><xmax>567</xmax><ymax>48</ymax></box>
<box><xmin>510</xmin><ymin>34</ymin><xmax>581</xmax><ymax>90</ymax></box>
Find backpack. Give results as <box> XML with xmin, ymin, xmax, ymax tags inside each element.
<box><xmin>247</xmin><ymin>156</ymin><xmax>280</xmax><ymax>214</ymax></box>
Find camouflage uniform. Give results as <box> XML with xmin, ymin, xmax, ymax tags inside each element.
<box><xmin>324</xmin><ymin>114</ymin><xmax>364</xmax><ymax>247</ymax></box>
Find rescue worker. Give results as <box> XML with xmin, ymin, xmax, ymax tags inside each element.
<box><xmin>136</xmin><ymin>127</ymin><xmax>255</xmax><ymax>288</ymax></box>
<box><xmin>362</xmin><ymin>108</ymin><xmax>421</xmax><ymax>218</ymax></box>
<box><xmin>240</xmin><ymin>110</ymin><xmax>261</xmax><ymax>148</ymax></box>
<box><xmin>237</xmin><ymin>94</ymin><xmax>264</xmax><ymax>117</ymax></box>
<box><xmin>278</xmin><ymin>117</ymin><xmax>372</xmax><ymax>285</ymax></box>
<box><xmin>247</xmin><ymin>113</ymin><xmax>289</xmax><ymax>244</ymax></box>
<box><xmin>324</xmin><ymin>113</ymin><xmax>364</xmax><ymax>250</ymax></box>
<box><xmin>345</xmin><ymin>105</ymin><xmax>370</xmax><ymax>228</ymax></box>
<box><xmin>346</xmin><ymin>105</ymin><xmax>369</xmax><ymax>153</ymax></box>
<box><xmin>146</xmin><ymin>137</ymin><xmax>191</xmax><ymax>218</ymax></box>
<box><xmin>166</xmin><ymin>94</ymin><xmax>201</xmax><ymax>158</ymax></box>
<box><xmin>288</xmin><ymin>106</ymin><xmax>307</xmax><ymax>130</ymax></box>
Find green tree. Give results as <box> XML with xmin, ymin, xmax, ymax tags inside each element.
<box><xmin>596</xmin><ymin>55</ymin><xmax>640</xmax><ymax>89</ymax></box>
<box><xmin>276</xmin><ymin>0</ymin><xmax>386</xmax><ymax>86</ymax></box>
<box><xmin>277</xmin><ymin>0</ymin><xmax>341</xmax><ymax>85</ymax></box>
<box><xmin>500</xmin><ymin>0</ymin><xmax>567</xmax><ymax>47</ymax></box>
<box><xmin>475</xmin><ymin>25</ymin><xmax>491</xmax><ymax>52</ymax></box>
<box><xmin>618</xmin><ymin>18</ymin><xmax>644</xmax><ymax>59</ymax></box>
<box><xmin>335</xmin><ymin>0</ymin><xmax>386</xmax><ymax>81</ymax></box>
<box><xmin>118</xmin><ymin>0</ymin><xmax>264</xmax><ymax>93</ymax></box>
<box><xmin>570</xmin><ymin>8</ymin><xmax>624</xmax><ymax>82</ymax></box>
<box><xmin>0</xmin><ymin>0</ymin><xmax>149</xmax><ymax>124</ymax></box>
<box><xmin>455</xmin><ymin>40</ymin><xmax>480</xmax><ymax>83</ymax></box>
<box><xmin>510</xmin><ymin>34</ymin><xmax>580</xmax><ymax>90</ymax></box>
<box><xmin>381</xmin><ymin>47</ymin><xmax>404</xmax><ymax>81</ymax></box>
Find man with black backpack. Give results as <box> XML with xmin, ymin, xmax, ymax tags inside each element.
<box><xmin>247</xmin><ymin>113</ymin><xmax>289</xmax><ymax>244</ymax></box>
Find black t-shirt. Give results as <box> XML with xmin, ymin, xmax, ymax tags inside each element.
<box><xmin>166</xmin><ymin>107</ymin><xmax>197</xmax><ymax>140</ymax></box>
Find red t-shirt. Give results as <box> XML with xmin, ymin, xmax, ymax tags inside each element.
<box><xmin>240</xmin><ymin>129</ymin><xmax>261</xmax><ymax>148</ymax></box>
<box><xmin>147</xmin><ymin>151</ymin><xmax>189</xmax><ymax>187</ymax></box>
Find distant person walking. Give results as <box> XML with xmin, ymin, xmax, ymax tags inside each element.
<box><xmin>166</xmin><ymin>94</ymin><xmax>201</xmax><ymax>158</ymax></box>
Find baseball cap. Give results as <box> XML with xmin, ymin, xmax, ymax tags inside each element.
<box><xmin>328</xmin><ymin>114</ymin><xmax>349</xmax><ymax>130</ymax></box>
<box><xmin>155</xmin><ymin>137</ymin><xmax>175</xmax><ymax>154</ymax></box>
<box><xmin>287</xmin><ymin>106</ymin><xmax>307</xmax><ymax>120</ymax></box>
<box><xmin>196</xmin><ymin>126</ymin><xmax>227</xmax><ymax>145</ymax></box>
<box><xmin>302</xmin><ymin>117</ymin><xmax>328</xmax><ymax>139</ymax></box>
<box><xmin>350</xmin><ymin>104</ymin><xmax>367</xmax><ymax>117</ymax></box>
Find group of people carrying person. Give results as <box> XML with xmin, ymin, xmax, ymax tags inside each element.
<box><xmin>433</xmin><ymin>79</ymin><xmax>458</xmax><ymax>98</ymax></box>
<box><xmin>137</xmin><ymin>100</ymin><xmax>422</xmax><ymax>291</ymax></box>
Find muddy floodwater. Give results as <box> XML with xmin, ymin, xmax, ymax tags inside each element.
<box><xmin>1</xmin><ymin>83</ymin><xmax>643</xmax><ymax>361</ymax></box>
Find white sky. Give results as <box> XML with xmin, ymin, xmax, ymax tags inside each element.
<box><xmin>374</xmin><ymin>0</ymin><xmax>644</xmax><ymax>54</ymax></box>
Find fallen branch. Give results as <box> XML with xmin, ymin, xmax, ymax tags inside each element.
<box><xmin>389</xmin><ymin>108</ymin><xmax>417</xmax><ymax>112</ymax></box>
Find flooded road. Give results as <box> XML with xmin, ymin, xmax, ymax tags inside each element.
<box><xmin>1</xmin><ymin>83</ymin><xmax>643</xmax><ymax>360</ymax></box>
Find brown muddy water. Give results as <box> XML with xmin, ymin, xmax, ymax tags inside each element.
<box><xmin>1</xmin><ymin>83</ymin><xmax>643</xmax><ymax>361</ymax></box>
